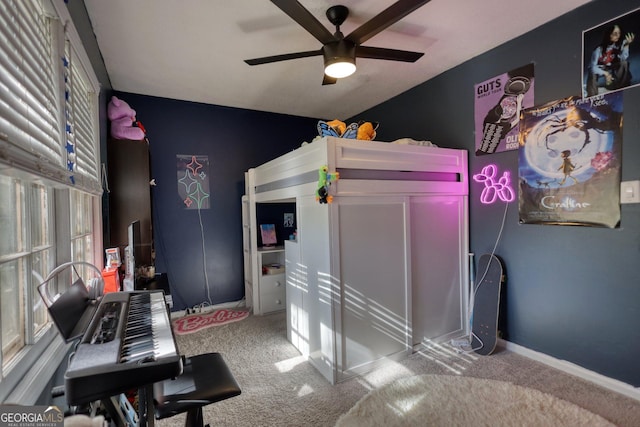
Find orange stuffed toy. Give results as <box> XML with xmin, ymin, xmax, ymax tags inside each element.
<box><xmin>356</xmin><ymin>121</ymin><xmax>378</xmax><ymax>141</ymax></box>
<box><xmin>317</xmin><ymin>119</ymin><xmax>379</xmax><ymax>140</ymax></box>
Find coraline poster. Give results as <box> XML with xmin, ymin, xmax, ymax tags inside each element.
<box><xmin>518</xmin><ymin>92</ymin><xmax>622</xmax><ymax>228</ymax></box>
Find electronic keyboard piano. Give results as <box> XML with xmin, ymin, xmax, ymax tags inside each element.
<box><xmin>64</xmin><ymin>291</ymin><xmax>182</xmax><ymax>406</ymax></box>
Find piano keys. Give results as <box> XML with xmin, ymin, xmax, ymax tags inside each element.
<box><xmin>64</xmin><ymin>291</ymin><xmax>182</xmax><ymax>406</ymax></box>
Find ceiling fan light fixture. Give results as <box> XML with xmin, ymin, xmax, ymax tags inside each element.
<box><xmin>244</xmin><ymin>1</ymin><xmax>430</xmax><ymax>85</ymax></box>
<box><xmin>323</xmin><ymin>41</ymin><xmax>356</xmax><ymax>78</ymax></box>
<box><xmin>324</xmin><ymin>58</ymin><xmax>356</xmax><ymax>78</ymax></box>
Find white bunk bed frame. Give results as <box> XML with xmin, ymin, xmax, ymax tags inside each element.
<box><xmin>244</xmin><ymin>136</ymin><xmax>469</xmax><ymax>384</ymax></box>
<box><xmin>247</xmin><ymin>136</ymin><xmax>468</xmax><ymax>202</ymax></box>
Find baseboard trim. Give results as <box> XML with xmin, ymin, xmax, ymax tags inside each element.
<box><xmin>498</xmin><ymin>339</ymin><xmax>640</xmax><ymax>402</ymax></box>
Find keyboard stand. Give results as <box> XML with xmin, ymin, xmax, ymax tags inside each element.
<box><xmin>139</xmin><ymin>385</ymin><xmax>156</xmax><ymax>427</ymax></box>
<box><xmin>100</xmin><ymin>393</ymin><xmax>137</xmax><ymax>427</ymax></box>
<box><xmin>99</xmin><ymin>353</ymin><xmax>241</xmax><ymax>427</ymax></box>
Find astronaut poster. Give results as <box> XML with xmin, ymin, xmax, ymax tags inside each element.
<box><xmin>475</xmin><ymin>63</ymin><xmax>535</xmax><ymax>155</ymax></box>
<box><xmin>518</xmin><ymin>92</ymin><xmax>622</xmax><ymax>228</ymax></box>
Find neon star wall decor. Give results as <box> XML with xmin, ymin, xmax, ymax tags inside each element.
<box><xmin>177</xmin><ymin>155</ymin><xmax>210</xmax><ymax>209</ymax></box>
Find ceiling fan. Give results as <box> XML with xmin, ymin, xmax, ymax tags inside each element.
<box><xmin>244</xmin><ymin>0</ymin><xmax>432</xmax><ymax>85</ymax></box>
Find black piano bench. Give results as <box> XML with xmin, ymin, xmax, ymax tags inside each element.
<box><xmin>153</xmin><ymin>353</ymin><xmax>241</xmax><ymax>427</ymax></box>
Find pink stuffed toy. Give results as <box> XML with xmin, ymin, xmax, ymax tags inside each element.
<box><xmin>107</xmin><ymin>96</ymin><xmax>146</xmax><ymax>140</ymax></box>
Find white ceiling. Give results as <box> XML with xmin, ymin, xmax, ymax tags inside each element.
<box><xmin>83</xmin><ymin>0</ymin><xmax>591</xmax><ymax>119</ymax></box>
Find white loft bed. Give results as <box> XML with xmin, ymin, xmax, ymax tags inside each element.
<box><xmin>243</xmin><ymin>136</ymin><xmax>469</xmax><ymax>384</ymax></box>
<box><xmin>247</xmin><ymin>136</ymin><xmax>468</xmax><ymax>202</ymax></box>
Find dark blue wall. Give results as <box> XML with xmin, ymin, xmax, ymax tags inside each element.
<box><xmin>350</xmin><ymin>0</ymin><xmax>640</xmax><ymax>387</ymax></box>
<box><xmin>110</xmin><ymin>93</ymin><xmax>316</xmax><ymax>311</ymax></box>
<box><xmin>70</xmin><ymin>0</ymin><xmax>639</xmax><ymax>387</ymax></box>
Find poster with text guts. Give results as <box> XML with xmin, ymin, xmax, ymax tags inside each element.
<box><xmin>518</xmin><ymin>92</ymin><xmax>622</xmax><ymax>228</ymax></box>
<box><xmin>475</xmin><ymin>63</ymin><xmax>535</xmax><ymax>155</ymax></box>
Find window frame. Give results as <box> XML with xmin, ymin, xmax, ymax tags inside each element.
<box><xmin>0</xmin><ymin>0</ymin><xmax>102</xmax><ymax>404</ymax></box>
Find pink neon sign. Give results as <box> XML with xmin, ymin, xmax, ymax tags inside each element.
<box><xmin>473</xmin><ymin>164</ymin><xmax>515</xmax><ymax>204</ymax></box>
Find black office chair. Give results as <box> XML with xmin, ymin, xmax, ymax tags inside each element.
<box><xmin>153</xmin><ymin>353</ymin><xmax>241</xmax><ymax>427</ymax></box>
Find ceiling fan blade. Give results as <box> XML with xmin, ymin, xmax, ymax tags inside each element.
<box><xmin>322</xmin><ymin>74</ymin><xmax>337</xmax><ymax>85</ymax></box>
<box><xmin>271</xmin><ymin>0</ymin><xmax>336</xmax><ymax>45</ymax></box>
<box><xmin>346</xmin><ymin>0</ymin><xmax>431</xmax><ymax>45</ymax></box>
<box><xmin>245</xmin><ymin>49</ymin><xmax>322</xmax><ymax>66</ymax></box>
<box><xmin>356</xmin><ymin>46</ymin><xmax>424</xmax><ymax>62</ymax></box>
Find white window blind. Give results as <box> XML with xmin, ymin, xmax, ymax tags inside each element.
<box><xmin>64</xmin><ymin>40</ymin><xmax>100</xmax><ymax>193</ymax></box>
<box><xmin>0</xmin><ymin>0</ymin><xmax>65</xmax><ymax>181</ymax></box>
<box><xmin>0</xmin><ymin>0</ymin><xmax>101</xmax><ymax>193</ymax></box>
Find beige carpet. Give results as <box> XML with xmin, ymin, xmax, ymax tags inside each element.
<box><xmin>157</xmin><ymin>311</ymin><xmax>640</xmax><ymax>427</ymax></box>
<box><xmin>335</xmin><ymin>374</ymin><xmax>614</xmax><ymax>426</ymax></box>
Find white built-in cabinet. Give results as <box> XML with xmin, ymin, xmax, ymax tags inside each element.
<box><xmin>256</xmin><ymin>247</ymin><xmax>286</xmax><ymax>313</ymax></box>
<box><xmin>244</xmin><ymin>137</ymin><xmax>469</xmax><ymax>384</ymax></box>
<box><xmin>242</xmin><ymin>196</ymin><xmax>286</xmax><ymax>315</ymax></box>
<box><xmin>285</xmin><ymin>239</ymin><xmax>307</xmax><ymax>354</ymax></box>
<box><xmin>296</xmin><ymin>195</ymin><xmax>415</xmax><ymax>382</ymax></box>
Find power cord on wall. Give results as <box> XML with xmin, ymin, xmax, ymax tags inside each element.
<box><xmin>153</xmin><ymin>186</ymin><xmax>213</xmax><ymax>312</ymax></box>
<box><xmin>197</xmin><ymin>206</ymin><xmax>213</xmax><ymax>306</ymax></box>
<box><xmin>452</xmin><ymin>200</ymin><xmax>509</xmax><ymax>354</ymax></box>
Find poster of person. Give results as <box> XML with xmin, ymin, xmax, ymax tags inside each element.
<box><xmin>582</xmin><ymin>7</ymin><xmax>640</xmax><ymax>98</ymax></box>
<box><xmin>475</xmin><ymin>63</ymin><xmax>535</xmax><ymax>155</ymax></box>
<box><xmin>518</xmin><ymin>93</ymin><xmax>622</xmax><ymax>228</ymax></box>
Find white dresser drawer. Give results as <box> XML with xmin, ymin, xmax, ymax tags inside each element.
<box><xmin>260</xmin><ymin>292</ymin><xmax>285</xmax><ymax>313</ymax></box>
<box><xmin>260</xmin><ymin>274</ymin><xmax>285</xmax><ymax>293</ymax></box>
<box><xmin>260</xmin><ymin>273</ymin><xmax>286</xmax><ymax>313</ymax></box>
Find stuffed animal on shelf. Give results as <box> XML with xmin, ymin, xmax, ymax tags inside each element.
<box><xmin>107</xmin><ymin>96</ymin><xmax>146</xmax><ymax>140</ymax></box>
<box><xmin>356</xmin><ymin>121</ymin><xmax>379</xmax><ymax>141</ymax></box>
<box><xmin>318</xmin><ymin>119</ymin><xmax>358</xmax><ymax>139</ymax></box>
<box><xmin>326</xmin><ymin>119</ymin><xmax>346</xmax><ymax>136</ymax></box>
<box><xmin>316</xmin><ymin>119</ymin><xmax>379</xmax><ymax>141</ymax></box>
<box><xmin>316</xmin><ymin>165</ymin><xmax>339</xmax><ymax>204</ymax></box>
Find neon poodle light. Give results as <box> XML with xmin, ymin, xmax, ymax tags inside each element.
<box><xmin>473</xmin><ymin>164</ymin><xmax>515</xmax><ymax>205</ymax></box>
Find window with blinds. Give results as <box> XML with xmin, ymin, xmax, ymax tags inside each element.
<box><xmin>0</xmin><ymin>0</ymin><xmax>64</xmax><ymax>179</ymax></box>
<box><xmin>0</xmin><ymin>0</ymin><xmax>102</xmax><ymax>404</ymax></box>
<box><xmin>64</xmin><ymin>41</ymin><xmax>100</xmax><ymax>193</ymax></box>
<box><xmin>0</xmin><ymin>0</ymin><xmax>100</xmax><ymax>192</ymax></box>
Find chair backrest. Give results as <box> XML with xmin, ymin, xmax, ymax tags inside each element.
<box><xmin>44</xmin><ymin>278</ymin><xmax>92</xmax><ymax>341</ymax></box>
<box><xmin>38</xmin><ymin>261</ymin><xmax>106</xmax><ymax>342</ymax></box>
